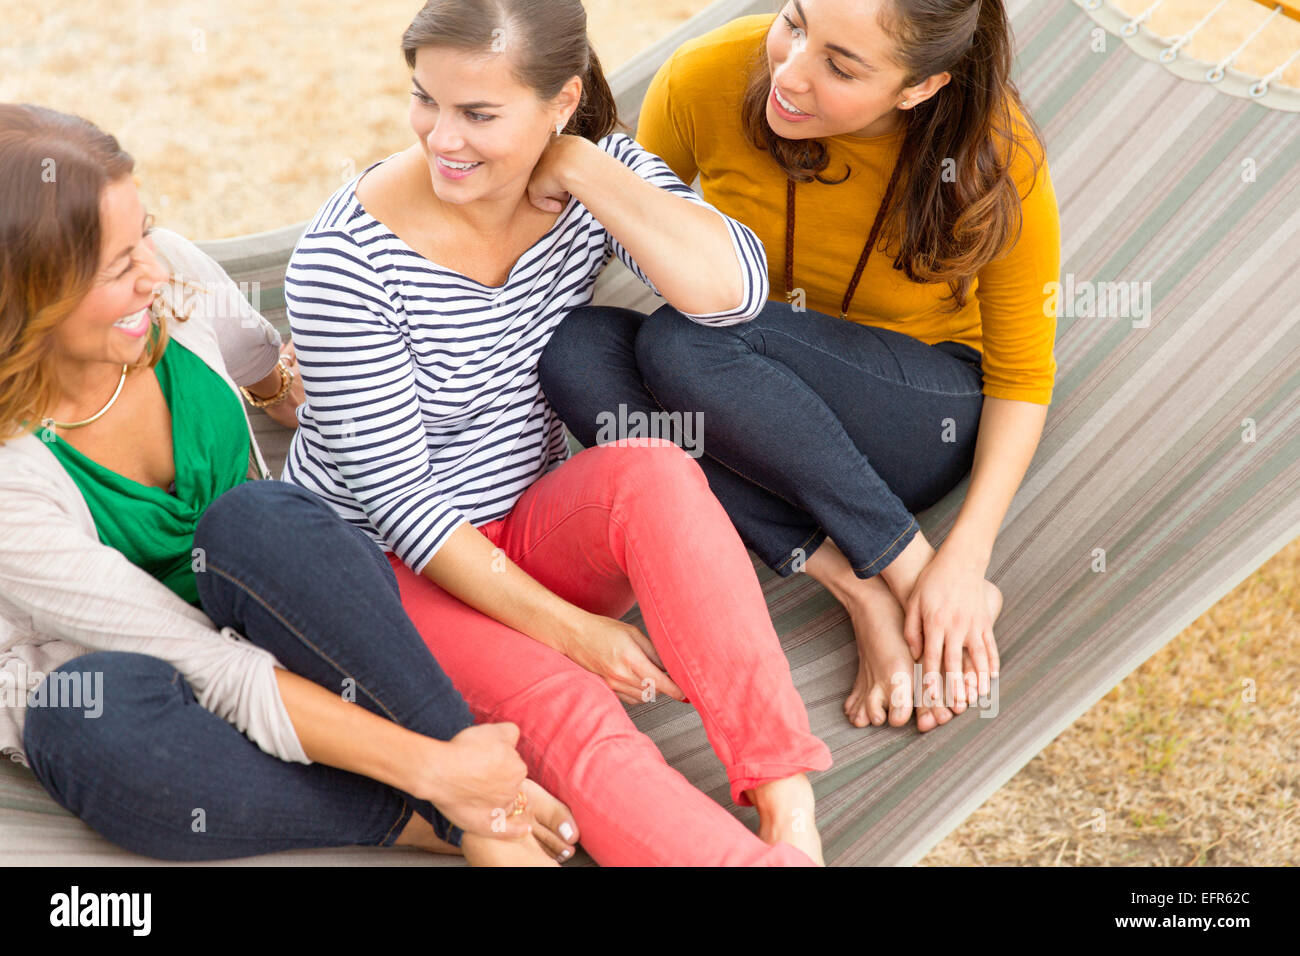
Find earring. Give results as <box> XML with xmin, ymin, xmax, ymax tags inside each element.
<box><xmin>555</xmin><ymin>118</ymin><xmax>565</xmax><ymax>136</ymax></box>
<box><xmin>901</xmin><ymin>100</ymin><xmax>911</xmax><ymax>108</ymax></box>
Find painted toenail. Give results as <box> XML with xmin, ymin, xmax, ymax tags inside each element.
<box><xmin>559</xmin><ymin>822</ymin><xmax>575</xmax><ymax>842</ymax></box>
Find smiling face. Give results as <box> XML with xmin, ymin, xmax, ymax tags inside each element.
<box><xmin>766</xmin><ymin>0</ymin><xmax>950</xmax><ymax>140</ymax></box>
<box><xmin>50</xmin><ymin>177</ymin><xmax>168</xmax><ymax>370</ymax></box>
<box><xmin>407</xmin><ymin>44</ymin><xmax>578</xmax><ymax>206</ymax></box>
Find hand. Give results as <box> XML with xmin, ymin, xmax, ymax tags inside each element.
<box><xmin>421</xmin><ymin>722</ymin><xmax>532</xmax><ymax>840</ymax></box>
<box><xmin>559</xmin><ymin>610</ymin><xmax>686</xmax><ymax>706</ymax></box>
<box><xmin>902</xmin><ymin>549</ymin><xmax>998</xmax><ymax>713</ymax></box>
<box><xmin>526</xmin><ymin>134</ymin><xmax>584</xmax><ymax>214</ymax></box>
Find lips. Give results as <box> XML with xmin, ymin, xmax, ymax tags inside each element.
<box><xmin>771</xmin><ymin>86</ymin><xmax>814</xmax><ymax>121</ymax></box>
<box><xmin>111</xmin><ymin>307</ymin><xmax>151</xmax><ymax>339</ymax></box>
<box><xmin>435</xmin><ymin>155</ymin><xmax>484</xmax><ymax>180</ymax></box>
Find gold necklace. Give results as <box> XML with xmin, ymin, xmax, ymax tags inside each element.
<box><xmin>44</xmin><ymin>364</ymin><xmax>129</xmax><ymax>430</ymax></box>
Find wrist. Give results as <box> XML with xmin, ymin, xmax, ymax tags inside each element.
<box><xmin>400</xmin><ymin>734</ymin><xmax>453</xmax><ymax>804</ymax></box>
<box><xmin>557</xmin><ymin>135</ymin><xmax>600</xmax><ymax>196</ymax></box>
<box><xmin>940</xmin><ymin>523</ymin><xmax>993</xmax><ymax>571</ymax></box>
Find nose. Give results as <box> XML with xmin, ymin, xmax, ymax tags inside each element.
<box><xmin>426</xmin><ymin>113</ymin><xmax>465</xmax><ymax>155</ymax></box>
<box><xmin>774</xmin><ymin>40</ymin><xmax>812</xmax><ymax>93</ymax></box>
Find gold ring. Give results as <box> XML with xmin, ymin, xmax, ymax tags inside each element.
<box><xmin>508</xmin><ymin>791</ymin><xmax>528</xmax><ymax>817</ymax></box>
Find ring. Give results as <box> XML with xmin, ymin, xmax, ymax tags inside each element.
<box><xmin>508</xmin><ymin>791</ymin><xmax>528</xmax><ymax>817</ymax></box>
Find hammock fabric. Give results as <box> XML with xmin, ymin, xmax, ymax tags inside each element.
<box><xmin>2</xmin><ymin>0</ymin><xmax>1297</xmax><ymax>866</ymax></box>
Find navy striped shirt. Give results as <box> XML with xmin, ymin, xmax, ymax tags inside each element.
<box><xmin>282</xmin><ymin>133</ymin><xmax>768</xmax><ymax>573</ymax></box>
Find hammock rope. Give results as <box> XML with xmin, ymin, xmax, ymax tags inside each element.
<box><xmin>1082</xmin><ymin>0</ymin><xmax>1300</xmax><ymax>111</ymax></box>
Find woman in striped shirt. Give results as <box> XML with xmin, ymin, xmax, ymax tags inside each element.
<box><xmin>281</xmin><ymin>0</ymin><xmax>833</xmax><ymax>866</ymax></box>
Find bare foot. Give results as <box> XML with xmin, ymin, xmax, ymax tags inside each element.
<box><xmin>461</xmin><ymin>830</ymin><xmax>560</xmax><ymax>867</ymax></box>
<box><xmin>520</xmin><ymin>778</ymin><xmax>580</xmax><ymax>862</ymax></box>
<box><xmin>748</xmin><ymin>774</ymin><xmax>824</xmax><ymax>866</ymax></box>
<box><xmin>843</xmin><ymin>578</ymin><xmax>916</xmax><ymax>728</ymax></box>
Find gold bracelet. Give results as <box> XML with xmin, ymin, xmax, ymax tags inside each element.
<box><xmin>240</xmin><ymin>358</ymin><xmax>294</xmax><ymax>409</ymax></box>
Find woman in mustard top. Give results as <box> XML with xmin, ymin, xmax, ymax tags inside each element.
<box><xmin>539</xmin><ymin>0</ymin><xmax>1059</xmax><ymax>732</ymax></box>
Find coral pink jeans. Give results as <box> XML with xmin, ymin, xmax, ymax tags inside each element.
<box><xmin>386</xmin><ymin>440</ymin><xmax>832</xmax><ymax>866</ymax></box>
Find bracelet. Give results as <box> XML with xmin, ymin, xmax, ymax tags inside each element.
<box><xmin>240</xmin><ymin>358</ymin><xmax>294</xmax><ymax>409</ymax></box>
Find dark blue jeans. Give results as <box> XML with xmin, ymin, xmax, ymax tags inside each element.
<box><xmin>22</xmin><ymin>480</ymin><xmax>475</xmax><ymax>861</ymax></box>
<box><xmin>538</xmin><ymin>301</ymin><xmax>985</xmax><ymax>578</ymax></box>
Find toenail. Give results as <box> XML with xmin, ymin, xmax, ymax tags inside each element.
<box><xmin>559</xmin><ymin>822</ymin><xmax>575</xmax><ymax>842</ymax></box>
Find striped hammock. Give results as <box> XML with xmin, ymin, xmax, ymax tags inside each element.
<box><xmin>2</xmin><ymin>0</ymin><xmax>1297</xmax><ymax>866</ymax></box>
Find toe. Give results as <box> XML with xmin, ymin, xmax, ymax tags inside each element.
<box><xmin>866</xmin><ymin>684</ymin><xmax>888</xmax><ymax>726</ymax></box>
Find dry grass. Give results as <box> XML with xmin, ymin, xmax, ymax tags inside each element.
<box><xmin>0</xmin><ymin>0</ymin><xmax>715</xmax><ymax>240</ymax></box>
<box><xmin>922</xmin><ymin>535</ymin><xmax>1299</xmax><ymax>866</ymax></box>
<box><xmin>2</xmin><ymin>0</ymin><xmax>1296</xmax><ymax>866</ymax></box>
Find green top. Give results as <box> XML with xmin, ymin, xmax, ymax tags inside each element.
<box><xmin>46</xmin><ymin>334</ymin><xmax>252</xmax><ymax>607</ymax></box>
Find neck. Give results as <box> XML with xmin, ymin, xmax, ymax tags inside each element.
<box><xmin>845</xmin><ymin>108</ymin><xmax>905</xmax><ymax>140</ymax></box>
<box><xmin>46</xmin><ymin>356</ymin><xmax>128</xmax><ymax>424</ymax></box>
<box><xmin>408</xmin><ymin>147</ymin><xmax>531</xmax><ymax>239</ymax></box>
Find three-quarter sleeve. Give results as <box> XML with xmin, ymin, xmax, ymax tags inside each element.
<box><xmin>0</xmin><ymin>469</ymin><xmax>310</xmax><ymax>765</ymax></box>
<box><xmin>285</xmin><ymin>234</ymin><xmax>471</xmax><ymax>573</ymax></box>
<box><xmin>974</xmin><ymin>133</ymin><xmax>1061</xmax><ymax>406</ymax></box>
<box><xmin>597</xmin><ymin>134</ymin><xmax>768</xmax><ymax>326</ymax></box>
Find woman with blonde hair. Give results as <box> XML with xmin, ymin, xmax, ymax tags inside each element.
<box><xmin>0</xmin><ymin>103</ymin><xmax>579</xmax><ymax>865</ymax></box>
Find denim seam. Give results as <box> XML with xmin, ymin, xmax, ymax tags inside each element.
<box><xmin>774</xmin><ymin>527</ymin><xmax>824</xmax><ymax>573</ymax></box>
<box><xmin>737</xmin><ymin>325</ymin><xmax>985</xmax><ymax>399</ymax></box>
<box><xmin>381</xmin><ymin>799</ymin><xmax>412</xmax><ymax>847</ymax></box>
<box><xmin>853</xmin><ymin>515</ymin><xmax>918</xmax><ymax>574</ymax></box>
<box><xmin>204</xmin><ymin>561</ymin><xmax>401</xmax><ymax>725</ymax></box>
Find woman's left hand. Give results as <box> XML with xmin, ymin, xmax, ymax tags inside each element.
<box><xmin>901</xmin><ymin>548</ymin><xmax>997</xmax><ymax>713</ymax></box>
<box><xmin>527</xmin><ymin>134</ymin><xmax>584</xmax><ymax>213</ymax></box>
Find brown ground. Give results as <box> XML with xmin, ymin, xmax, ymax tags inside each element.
<box><xmin>1</xmin><ymin>0</ymin><xmax>1295</xmax><ymax>866</ymax></box>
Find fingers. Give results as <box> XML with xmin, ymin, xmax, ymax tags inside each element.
<box><xmin>968</xmin><ymin>629</ymin><xmax>991</xmax><ymax>698</ymax></box>
<box><xmin>624</xmin><ymin>637</ymin><xmax>685</xmax><ymax>702</ymax></box>
<box><xmin>922</xmin><ymin>622</ymin><xmax>944</xmax><ymax>705</ymax></box>
<box><xmin>943</xmin><ymin>626</ymin><xmax>966</xmax><ymax>711</ymax></box>
<box><xmin>986</xmin><ymin>627</ymin><xmax>1001</xmax><ymax>680</ymax></box>
<box><xmin>903</xmin><ymin>601</ymin><xmax>924</xmax><ymax>660</ymax></box>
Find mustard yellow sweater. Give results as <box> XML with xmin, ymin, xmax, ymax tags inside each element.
<box><xmin>637</xmin><ymin>14</ymin><xmax>1060</xmax><ymax>405</ymax></box>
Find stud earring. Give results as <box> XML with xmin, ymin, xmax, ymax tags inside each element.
<box><xmin>901</xmin><ymin>99</ymin><xmax>911</xmax><ymax>108</ymax></box>
<box><xmin>555</xmin><ymin>118</ymin><xmax>565</xmax><ymax>136</ymax></box>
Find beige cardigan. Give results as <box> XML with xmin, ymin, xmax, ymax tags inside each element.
<box><xmin>0</xmin><ymin>228</ymin><xmax>309</xmax><ymax>767</ymax></box>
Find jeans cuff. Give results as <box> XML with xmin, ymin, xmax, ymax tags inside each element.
<box><xmin>770</xmin><ymin>527</ymin><xmax>828</xmax><ymax>578</ymax></box>
<box><xmin>852</xmin><ymin>516</ymin><xmax>919</xmax><ymax>579</ymax></box>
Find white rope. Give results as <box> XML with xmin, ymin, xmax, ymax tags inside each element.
<box><xmin>1249</xmin><ymin>43</ymin><xmax>1300</xmax><ymax>97</ymax></box>
<box><xmin>1159</xmin><ymin>0</ymin><xmax>1230</xmax><ymax>63</ymax></box>
<box><xmin>1206</xmin><ymin>4</ymin><xmax>1285</xmax><ymax>81</ymax></box>
<box><xmin>1122</xmin><ymin>0</ymin><xmax>1167</xmax><ymax>38</ymax></box>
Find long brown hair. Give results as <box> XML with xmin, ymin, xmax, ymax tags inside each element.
<box><xmin>0</xmin><ymin>104</ymin><xmax>185</xmax><ymax>443</ymax></box>
<box><xmin>742</xmin><ymin>0</ymin><xmax>1046</xmax><ymax>311</ymax></box>
<box><xmin>401</xmin><ymin>0</ymin><xmax>623</xmax><ymax>142</ymax></box>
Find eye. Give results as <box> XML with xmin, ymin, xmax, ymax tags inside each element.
<box><xmin>826</xmin><ymin>58</ymin><xmax>853</xmax><ymax>80</ymax></box>
<box><xmin>411</xmin><ymin>90</ymin><xmax>435</xmax><ymax>107</ymax></box>
<box><xmin>465</xmin><ymin>111</ymin><xmax>494</xmax><ymax>123</ymax></box>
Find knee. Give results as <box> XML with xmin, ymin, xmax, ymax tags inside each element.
<box><xmin>23</xmin><ymin>652</ymin><xmax>179</xmax><ymax>767</ymax></box>
<box><xmin>194</xmin><ymin>479</ymin><xmax>330</xmax><ymax>565</ymax></box>
<box><xmin>595</xmin><ymin>438</ymin><xmax>708</xmax><ymax>500</ymax></box>
<box><xmin>635</xmin><ymin>305</ymin><xmax>743</xmax><ymax>395</ymax></box>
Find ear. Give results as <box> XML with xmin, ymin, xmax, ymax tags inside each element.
<box><xmin>902</xmin><ymin>71</ymin><xmax>952</xmax><ymax>108</ymax></box>
<box><xmin>552</xmin><ymin>75</ymin><xmax>583</xmax><ymax>127</ymax></box>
